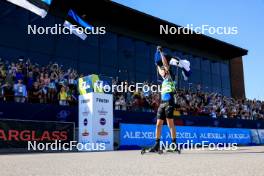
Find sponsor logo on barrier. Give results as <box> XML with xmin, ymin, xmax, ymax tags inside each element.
<box><xmin>200</xmin><ymin>133</ymin><xmax>226</xmax><ymax>139</ymax></box>
<box><xmin>82</xmin><ymin>129</ymin><xmax>89</xmax><ymax>136</ymax></box>
<box><xmin>82</xmin><ymin>118</ymin><xmax>89</xmax><ymax>136</ymax></box>
<box><xmin>98</xmin><ymin>129</ymin><xmax>108</xmax><ymax>136</ymax></box>
<box><xmin>81</xmin><ymin>82</ymin><xmax>91</xmax><ymax>90</ymax></box>
<box><xmin>100</xmin><ymin>118</ymin><xmax>106</xmax><ymax>125</ymax></box>
<box><xmin>123</xmin><ymin>131</ymin><xmax>198</xmax><ymax>139</ymax></box>
<box><xmin>83</xmin><ymin>118</ymin><xmax>88</xmax><ymax>126</ymax></box>
<box><xmin>0</xmin><ymin>129</ymin><xmax>68</xmax><ymax>141</ymax></box>
<box><xmin>56</xmin><ymin>110</ymin><xmax>71</xmax><ymax>120</ymax></box>
<box><xmin>96</xmin><ymin>98</ymin><xmax>109</xmax><ymax>103</ymax></box>
<box><xmin>98</xmin><ymin>108</ymin><xmax>108</xmax><ymax>116</ymax></box>
<box><xmin>227</xmin><ymin>133</ymin><xmax>250</xmax><ymax>139</ymax></box>
<box><xmin>0</xmin><ymin>119</ymin><xmax>74</xmax><ymax>149</ymax></box>
<box><xmin>120</xmin><ymin>124</ymin><xmax>253</xmax><ymax>147</ymax></box>
<box><xmin>82</xmin><ymin>107</ymin><xmax>90</xmax><ymax>117</ymax></box>
<box><xmin>123</xmin><ymin>131</ymin><xmax>156</xmax><ymax>139</ymax></box>
<box><xmin>81</xmin><ymin>99</ymin><xmax>90</xmax><ymax>104</ymax></box>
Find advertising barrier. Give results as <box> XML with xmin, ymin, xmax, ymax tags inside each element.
<box><xmin>0</xmin><ymin>119</ymin><xmax>75</xmax><ymax>149</ymax></box>
<box><xmin>120</xmin><ymin>123</ymin><xmax>253</xmax><ymax>148</ymax></box>
<box><xmin>250</xmin><ymin>129</ymin><xmax>260</xmax><ymax>145</ymax></box>
<box><xmin>257</xmin><ymin>129</ymin><xmax>264</xmax><ymax>144</ymax></box>
<box><xmin>79</xmin><ymin>93</ymin><xmax>113</xmax><ymax>151</ymax></box>
<box><xmin>78</xmin><ymin>74</ymin><xmax>114</xmax><ymax>151</ymax></box>
<box><xmin>1</xmin><ymin>102</ymin><xmax>264</xmax><ymax>130</ymax></box>
<box><xmin>114</xmin><ymin>110</ymin><xmax>264</xmax><ymax>129</ymax></box>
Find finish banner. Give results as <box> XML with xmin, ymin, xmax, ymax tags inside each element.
<box><xmin>0</xmin><ymin>119</ymin><xmax>74</xmax><ymax>148</ymax></box>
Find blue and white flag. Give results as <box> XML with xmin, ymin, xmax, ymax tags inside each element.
<box><xmin>154</xmin><ymin>50</ymin><xmax>191</xmax><ymax>81</ymax></box>
<box><xmin>63</xmin><ymin>9</ymin><xmax>93</xmax><ymax>40</ymax></box>
<box><xmin>7</xmin><ymin>0</ymin><xmax>52</xmax><ymax>18</ymax></box>
<box><xmin>170</xmin><ymin>58</ymin><xmax>191</xmax><ymax>81</ymax></box>
<box><xmin>154</xmin><ymin>50</ymin><xmax>171</xmax><ymax>67</ymax></box>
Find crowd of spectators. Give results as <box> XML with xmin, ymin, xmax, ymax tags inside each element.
<box><xmin>0</xmin><ymin>58</ymin><xmax>78</xmax><ymax>106</ymax></box>
<box><xmin>114</xmin><ymin>84</ymin><xmax>264</xmax><ymax>121</ymax></box>
<box><xmin>0</xmin><ymin>58</ymin><xmax>264</xmax><ymax>120</ymax></box>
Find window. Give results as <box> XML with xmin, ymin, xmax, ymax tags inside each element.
<box><xmin>221</xmin><ymin>63</ymin><xmax>230</xmax><ymax>77</ymax></box>
<box><xmin>201</xmin><ymin>58</ymin><xmax>211</xmax><ymax>73</ymax></box>
<box><xmin>100</xmin><ymin>32</ymin><xmax>117</xmax><ymax>50</ymax></box>
<box><xmin>211</xmin><ymin>61</ymin><xmax>220</xmax><ymax>75</ymax></box>
<box><xmin>79</xmin><ymin>45</ymin><xmax>99</xmax><ymax>64</ymax></box>
<box><xmin>190</xmin><ymin>57</ymin><xmax>201</xmax><ymax>70</ymax></box>
<box><xmin>201</xmin><ymin>72</ymin><xmax>212</xmax><ymax>91</ymax></box>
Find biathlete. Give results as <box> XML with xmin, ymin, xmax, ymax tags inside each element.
<box><xmin>148</xmin><ymin>46</ymin><xmax>180</xmax><ymax>153</ymax></box>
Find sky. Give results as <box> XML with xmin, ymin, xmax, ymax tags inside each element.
<box><xmin>113</xmin><ymin>0</ymin><xmax>264</xmax><ymax>100</ymax></box>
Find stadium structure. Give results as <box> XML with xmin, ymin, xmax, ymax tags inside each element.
<box><xmin>0</xmin><ymin>0</ymin><xmax>247</xmax><ymax>99</ymax></box>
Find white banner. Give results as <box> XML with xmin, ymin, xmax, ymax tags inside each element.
<box><xmin>79</xmin><ymin>93</ymin><xmax>113</xmax><ymax>151</ymax></box>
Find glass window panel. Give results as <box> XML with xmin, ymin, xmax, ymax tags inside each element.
<box><xmin>201</xmin><ymin>58</ymin><xmax>211</xmax><ymax>73</ymax></box>
<box><xmin>135</xmin><ymin>41</ymin><xmax>150</xmax><ymax>58</ymax></box>
<box><xmin>189</xmin><ymin>69</ymin><xmax>201</xmax><ymax>84</ymax></box>
<box><xmin>190</xmin><ymin>57</ymin><xmax>201</xmax><ymax>69</ymax></box>
<box><xmin>100</xmin><ymin>32</ymin><xmax>117</xmax><ymax>50</ymax></box>
<box><xmin>221</xmin><ymin>63</ymin><xmax>230</xmax><ymax>77</ymax></box>
<box><xmin>211</xmin><ymin>74</ymin><xmax>221</xmax><ymax>87</ymax></box>
<box><xmin>221</xmin><ymin>76</ymin><xmax>231</xmax><ymax>89</ymax></box>
<box><xmin>78</xmin><ymin>63</ymin><xmax>98</xmax><ymax>75</ymax></box>
<box><xmin>211</xmin><ymin>61</ymin><xmax>220</xmax><ymax>75</ymax></box>
<box><xmin>100</xmin><ymin>48</ymin><xmax>117</xmax><ymax>67</ymax></box>
<box><xmin>79</xmin><ymin>45</ymin><xmax>99</xmax><ymax>64</ymax></box>
<box><xmin>100</xmin><ymin>66</ymin><xmax>116</xmax><ymax>78</ymax></box>
<box><xmin>223</xmin><ymin>89</ymin><xmax>231</xmax><ymax>97</ymax></box>
<box><xmin>84</xmin><ymin>35</ymin><xmax>99</xmax><ymax>47</ymax></box>
<box><xmin>136</xmin><ymin>72</ymin><xmax>151</xmax><ymax>82</ymax></box>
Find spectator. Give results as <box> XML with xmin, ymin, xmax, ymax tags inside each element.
<box><xmin>0</xmin><ymin>57</ymin><xmax>262</xmax><ymax>120</ymax></box>
<box><xmin>29</xmin><ymin>82</ymin><xmax>42</xmax><ymax>103</ymax></box>
<box><xmin>13</xmin><ymin>79</ymin><xmax>27</xmax><ymax>103</ymax></box>
<box><xmin>0</xmin><ymin>81</ymin><xmax>4</xmax><ymax>101</ymax></box>
<box><xmin>58</xmin><ymin>86</ymin><xmax>68</xmax><ymax>106</ymax></box>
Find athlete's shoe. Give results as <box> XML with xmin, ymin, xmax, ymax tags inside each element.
<box><xmin>149</xmin><ymin>143</ymin><xmax>160</xmax><ymax>152</ymax></box>
<box><xmin>167</xmin><ymin>143</ymin><xmax>181</xmax><ymax>153</ymax></box>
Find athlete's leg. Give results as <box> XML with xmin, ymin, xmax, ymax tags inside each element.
<box><xmin>165</xmin><ymin>104</ymin><xmax>179</xmax><ymax>151</ymax></box>
<box><xmin>149</xmin><ymin>104</ymin><xmax>165</xmax><ymax>152</ymax></box>
<box><xmin>149</xmin><ymin>119</ymin><xmax>164</xmax><ymax>152</ymax></box>
<box><xmin>166</xmin><ymin>118</ymin><xmax>176</xmax><ymax>140</ymax></box>
<box><xmin>155</xmin><ymin>119</ymin><xmax>164</xmax><ymax>140</ymax></box>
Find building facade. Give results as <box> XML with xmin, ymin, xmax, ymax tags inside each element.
<box><xmin>0</xmin><ymin>0</ymin><xmax>247</xmax><ymax>98</ymax></box>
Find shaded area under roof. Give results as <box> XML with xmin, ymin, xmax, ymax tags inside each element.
<box><xmin>68</xmin><ymin>0</ymin><xmax>248</xmax><ymax>59</ymax></box>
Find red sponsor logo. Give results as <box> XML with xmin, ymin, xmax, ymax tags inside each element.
<box><xmin>82</xmin><ymin>129</ymin><xmax>89</xmax><ymax>136</ymax></box>
<box><xmin>0</xmin><ymin>129</ymin><xmax>68</xmax><ymax>142</ymax></box>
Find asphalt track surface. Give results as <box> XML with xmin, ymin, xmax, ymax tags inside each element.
<box><xmin>1</xmin><ymin>146</ymin><xmax>264</xmax><ymax>176</ymax></box>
